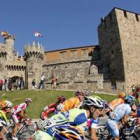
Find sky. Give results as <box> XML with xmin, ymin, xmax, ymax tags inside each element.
<box><xmin>0</xmin><ymin>0</ymin><xmax>140</xmax><ymax>55</ymax></box>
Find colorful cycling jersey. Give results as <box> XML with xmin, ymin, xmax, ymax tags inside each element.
<box><xmin>91</xmin><ymin>118</ymin><xmax>99</xmax><ymax>129</ymax></box>
<box><xmin>110</xmin><ymin>103</ymin><xmax>131</xmax><ymax>122</ymax></box>
<box><xmin>0</xmin><ymin>110</ymin><xmax>8</xmax><ymax>126</ymax></box>
<box><xmin>11</xmin><ymin>103</ymin><xmax>27</xmax><ymax>114</ymax></box>
<box><xmin>109</xmin><ymin>98</ymin><xmax>124</xmax><ymax>110</ymax></box>
<box><xmin>41</xmin><ymin>108</ymin><xmax>89</xmax><ymax>136</ymax></box>
<box><xmin>60</xmin><ymin>97</ymin><xmax>82</xmax><ymax>112</ymax></box>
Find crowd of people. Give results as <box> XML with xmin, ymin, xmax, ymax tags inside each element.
<box><xmin>0</xmin><ymin>77</ymin><xmax>24</xmax><ymax>91</ymax></box>
<box><xmin>0</xmin><ymin>85</ymin><xmax>140</xmax><ymax>140</ymax></box>
<box><xmin>32</xmin><ymin>75</ymin><xmax>57</xmax><ymax>90</ymax></box>
<box><xmin>39</xmin><ymin>90</ymin><xmax>140</xmax><ymax>140</ymax></box>
<box><xmin>0</xmin><ymin>75</ymin><xmax>57</xmax><ymax>91</ymax></box>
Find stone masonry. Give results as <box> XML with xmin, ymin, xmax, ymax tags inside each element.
<box><xmin>98</xmin><ymin>7</ymin><xmax>140</xmax><ymax>93</ymax></box>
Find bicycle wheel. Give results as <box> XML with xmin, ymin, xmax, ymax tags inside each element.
<box><xmin>18</xmin><ymin>130</ymin><xmax>35</xmax><ymax>140</ymax></box>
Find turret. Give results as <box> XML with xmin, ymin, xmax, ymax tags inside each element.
<box><xmin>0</xmin><ymin>35</ymin><xmax>16</xmax><ymax>79</ymax></box>
<box><xmin>24</xmin><ymin>42</ymin><xmax>44</xmax><ymax>89</ymax></box>
<box><xmin>4</xmin><ymin>35</ymin><xmax>15</xmax><ymax>52</ymax></box>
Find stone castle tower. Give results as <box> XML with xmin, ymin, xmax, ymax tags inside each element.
<box><xmin>24</xmin><ymin>42</ymin><xmax>44</xmax><ymax>89</ymax></box>
<box><xmin>0</xmin><ymin>35</ymin><xmax>26</xmax><ymax>80</ymax></box>
<box><xmin>98</xmin><ymin>7</ymin><xmax>140</xmax><ymax>93</ymax></box>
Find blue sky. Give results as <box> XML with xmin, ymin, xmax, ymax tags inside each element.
<box><xmin>0</xmin><ymin>0</ymin><xmax>140</xmax><ymax>55</ymax></box>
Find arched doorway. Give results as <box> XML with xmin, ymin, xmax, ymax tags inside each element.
<box><xmin>11</xmin><ymin>76</ymin><xmax>20</xmax><ymax>90</ymax></box>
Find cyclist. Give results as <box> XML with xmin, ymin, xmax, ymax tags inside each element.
<box><xmin>105</xmin><ymin>92</ymin><xmax>125</xmax><ymax>114</ymax></box>
<box><xmin>40</xmin><ymin>95</ymin><xmax>66</xmax><ymax>120</ymax></box>
<box><xmin>40</xmin><ymin>96</ymin><xmax>104</xmax><ymax>140</ymax></box>
<box><xmin>0</xmin><ymin>100</ymin><xmax>12</xmax><ymax>140</ymax></box>
<box><xmin>11</xmin><ymin>98</ymin><xmax>32</xmax><ymax>140</ymax></box>
<box><xmin>59</xmin><ymin>91</ymin><xmax>85</xmax><ymax>112</ymax></box>
<box><xmin>106</xmin><ymin>95</ymin><xmax>135</xmax><ymax>140</ymax></box>
<box><xmin>131</xmin><ymin>86</ymin><xmax>140</xmax><ymax>102</ymax></box>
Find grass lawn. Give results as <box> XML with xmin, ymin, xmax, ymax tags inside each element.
<box><xmin>0</xmin><ymin>90</ymin><xmax>117</xmax><ymax>119</ymax></box>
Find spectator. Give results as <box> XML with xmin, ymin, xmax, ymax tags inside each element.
<box><xmin>32</xmin><ymin>79</ymin><xmax>36</xmax><ymax>89</ymax></box>
<box><xmin>39</xmin><ymin>75</ymin><xmax>45</xmax><ymax>89</ymax></box>
<box><xmin>51</xmin><ymin>75</ymin><xmax>57</xmax><ymax>90</ymax></box>
<box><xmin>20</xmin><ymin>76</ymin><xmax>24</xmax><ymax>90</ymax></box>
<box><xmin>4</xmin><ymin>79</ymin><xmax>9</xmax><ymax>91</ymax></box>
<box><xmin>0</xmin><ymin>79</ymin><xmax>3</xmax><ymax>91</ymax></box>
<box><xmin>17</xmin><ymin>77</ymin><xmax>20</xmax><ymax>90</ymax></box>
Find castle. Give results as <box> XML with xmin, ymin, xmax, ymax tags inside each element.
<box><xmin>0</xmin><ymin>7</ymin><xmax>140</xmax><ymax>93</ymax></box>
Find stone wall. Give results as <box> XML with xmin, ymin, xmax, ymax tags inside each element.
<box><xmin>43</xmin><ymin>60</ymin><xmax>103</xmax><ymax>91</ymax></box>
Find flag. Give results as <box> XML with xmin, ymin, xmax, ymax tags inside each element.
<box><xmin>34</xmin><ymin>31</ymin><xmax>43</xmax><ymax>37</ymax></box>
<box><xmin>1</xmin><ymin>31</ymin><xmax>8</xmax><ymax>38</ymax></box>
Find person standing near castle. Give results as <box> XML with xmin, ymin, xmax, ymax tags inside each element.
<box><xmin>19</xmin><ymin>76</ymin><xmax>24</xmax><ymax>90</ymax></box>
<box><xmin>32</xmin><ymin>79</ymin><xmax>36</xmax><ymax>89</ymax></box>
<box><xmin>4</xmin><ymin>78</ymin><xmax>9</xmax><ymax>91</ymax></box>
<box><xmin>51</xmin><ymin>75</ymin><xmax>57</xmax><ymax>90</ymax></box>
<box><xmin>0</xmin><ymin>79</ymin><xmax>3</xmax><ymax>91</ymax></box>
<box><xmin>39</xmin><ymin>75</ymin><xmax>45</xmax><ymax>89</ymax></box>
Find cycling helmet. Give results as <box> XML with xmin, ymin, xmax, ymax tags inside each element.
<box><xmin>102</xmin><ymin>100</ymin><xmax>109</xmax><ymax>109</ymax></box>
<box><xmin>25</xmin><ymin>98</ymin><xmax>32</xmax><ymax>104</ymax></box>
<box><xmin>75</xmin><ymin>91</ymin><xmax>85</xmax><ymax>96</ymax></box>
<box><xmin>54</xmin><ymin>125</ymin><xmax>85</xmax><ymax>140</ymax></box>
<box><xmin>125</xmin><ymin>95</ymin><xmax>135</xmax><ymax>105</ymax></box>
<box><xmin>0</xmin><ymin>100</ymin><xmax>12</xmax><ymax>109</ymax></box>
<box><xmin>58</xmin><ymin>95</ymin><xmax>66</xmax><ymax>103</ymax></box>
<box><xmin>84</xmin><ymin>96</ymin><xmax>104</xmax><ymax>108</ymax></box>
<box><xmin>85</xmin><ymin>90</ymin><xmax>90</xmax><ymax>96</ymax></box>
<box><xmin>118</xmin><ymin>92</ymin><xmax>125</xmax><ymax>98</ymax></box>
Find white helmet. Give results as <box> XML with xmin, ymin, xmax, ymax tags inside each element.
<box><xmin>1</xmin><ymin>100</ymin><xmax>12</xmax><ymax>108</ymax></box>
<box><xmin>84</xmin><ymin>96</ymin><xmax>104</xmax><ymax>108</ymax></box>
<box><xmin>6</xmin><ymin>101</ymin><xmax>13</xmax><ymax>108</ymax></box>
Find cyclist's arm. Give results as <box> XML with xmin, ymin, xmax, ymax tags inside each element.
<box><xmin>91</xmin><ymin>128</ymin><xmax>98</xmax><ymax>140</ymax></box>
<box><xmin>130</xmin><ymin>111</ymin><xmax>137</xmax><ymax>117</ymax></box>
<box><xmin>20</xmin><ymin>110</ymin><xmax>28</xmax><ymax>120</ymax></box>
<box><xmin>122</xmin><ymin>114</ymin><xmax>129</xmax><ymax>124</ymax></box>
<box><xmin>48</xmin><ymin>103</ymin><xmax>56</xmax><ymax>108</ymax></box>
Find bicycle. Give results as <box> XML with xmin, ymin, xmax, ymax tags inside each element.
<box><xmin>4</xmin><ymin>120</ymin><xmax>35</xmax><ymax>140</ymax></box>
<box><xmin>120</xmin><ymin>118</ymin><xmax>140</xmax><ymax>140</ymax></box>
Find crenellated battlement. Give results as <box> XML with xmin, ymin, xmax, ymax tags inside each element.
<box><xmin>99</xmin><ymin>7</ymin><xmax>140</xmax><ymax>29</ymax></box>
<box><xmin>4</xmin><ymin>35</ymin><xmax>15</xmax><ymax>41</ymax></box>
<box><xmin>24</xmin><ymin>41</ymin><xmax>44</xmax><ymax>59</ymax></box>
